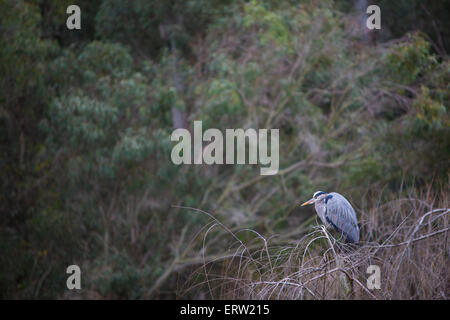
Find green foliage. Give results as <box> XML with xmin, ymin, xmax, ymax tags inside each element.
<box><xmin>95</xmin><ymin>0</ymin><xmax>233</xmax><ymax>58</ymax></box>
<box><xmin>384</xmin><ymin>34</ymin><xmax>437</xmax><ymax>84</ymax></box>
<box><xmin>412</xmin><ymin>86</ymin><xmax>447</xmax><ymax>129</ymax></box>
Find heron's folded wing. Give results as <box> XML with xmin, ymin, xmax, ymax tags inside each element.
<box><xmin>324</xmin><ymin>193</ymin><xmax>359</xmax><ymax>243</ymax></box>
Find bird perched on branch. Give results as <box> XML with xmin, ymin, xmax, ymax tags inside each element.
<box><xmin>301</xmin><ymin>191</ymin><xmax>360</xmax><ymax>243</ymax></box>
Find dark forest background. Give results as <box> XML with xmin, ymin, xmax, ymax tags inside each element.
<box><xmin>0</xmin><ymin>0</ymin><xmax>449</xmax><ymax>299</ymax></box>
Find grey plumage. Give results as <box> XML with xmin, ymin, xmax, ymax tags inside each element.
<box><xmin>302</xmin><ymin>191</ymin><xmax>360</xmax><ymax>243</ymax></box>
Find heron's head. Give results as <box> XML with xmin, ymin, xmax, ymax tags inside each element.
<box><xmin>300</xmin><ymin>191</ymin><xmax>327</xmax><ymax>206</ymax></box>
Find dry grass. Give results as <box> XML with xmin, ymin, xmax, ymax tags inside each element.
<box><xmin>179</xmin><ymin>189</ymin><xmax>449</xmax><ymax>299</ymax></box>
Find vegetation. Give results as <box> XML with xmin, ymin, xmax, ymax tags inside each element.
<box><xmin>0</xmin><ymin>0</ymin><xmax>448</xmax><ymax>299</ymax></box>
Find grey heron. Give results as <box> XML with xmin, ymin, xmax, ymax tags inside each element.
<box><xmin>301</xmin><ymin>191</ymin><xmax>360</xmax><ymax>243</ymax></box>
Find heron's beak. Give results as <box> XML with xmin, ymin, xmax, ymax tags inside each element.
<box><xmin>301</xmin><ymin>198</ymin><xmax>315</xmax><ymax>206</ymax></box>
